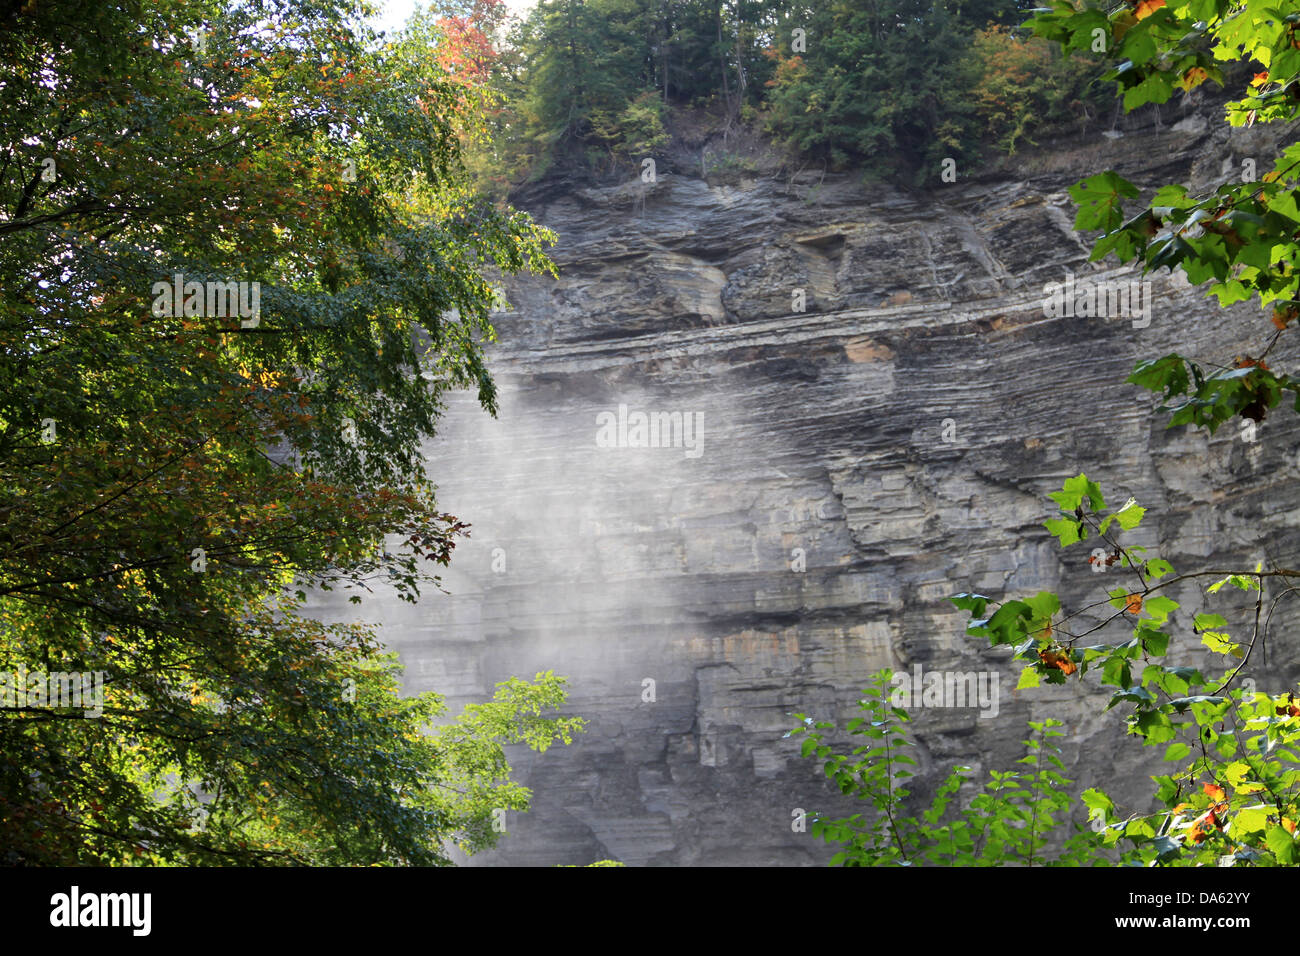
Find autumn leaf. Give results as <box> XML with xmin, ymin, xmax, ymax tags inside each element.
<box><xmin>1135</xmin><ymin>0</ymin><xmax>1165</xmax><ymax>19</ymax></box>
<box><xmin>1252</xmin><ymin>70</ymin><xmax>1269</xmax><ymax>86</ymax></box>
<box><xmin>1203</xmin><ymin>782</ymin><xmax>1226</xmax><ymax>802</ymax></box>
<box><xmin>1176</xmin><ymin>66</ymin><xmax>1208</xmax><ymax>92</ymax></box>
<box><xmin>1125</xmin><ymin>592</ymin><xmax>1143</xmax><ymax>614</ymax></box>
<box><xmin>1039</xmin><ymin>648</ymin><xmax>1077</xmax><ymax>675</ymax></box>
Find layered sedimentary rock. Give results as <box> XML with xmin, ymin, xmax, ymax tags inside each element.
<box><xmin>308</xmin><ymin>99</ymin><xmax>1300</xmax><ymax>865</ymax></box>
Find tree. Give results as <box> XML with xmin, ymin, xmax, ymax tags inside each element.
<box><xmin>962</xmin><ymin>25</ymin><xmax>1108</xmax><ymax>155</ymax></box>
<box><xmin>793</xmin><ymin>0</ymin><xmax>1300</xmax><ymax>866</ymax></box>
<box><xmin>468</xmin><ymin>0</ymin><xmax>1106</xmax><ymax>187</ymax></box>
<box><xmin>0</xmin><ymin>0</ymin><xmax>578</xmax><ymax>865</ymax></box>
<box><xmin>761</xmin><ymin>0</ymin><xmax>1030</xmax><ymax>174</ymax></box>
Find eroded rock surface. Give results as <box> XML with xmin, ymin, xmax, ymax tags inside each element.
<box><xmin>308</xmin><ymin>100</ymin><xmax>1300</xmax><ymax>866</ymax></box>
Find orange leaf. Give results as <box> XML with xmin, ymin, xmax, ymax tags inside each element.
<box><xmin>1039</xmin><ymin>648</ymin><xmax>1077</xmax><ymax>676</ymax></box>
<box><xmin>1135</xmin><ymin>0</ymin><xmax>1165</xmax><ymax>18</ymax></box>
<box><xmin>1203</xmin><ymin>782</ymin><xmax>1226</xmax><ymax>802</ymax></box>
<box><xmin>1125</xmin><ymin>593</ymin><xmax>1143</xmax><ymax>614</ymax></box>
<box><xmin>1252</xmin><ymin>70</ymin><xmax>1269</xmax><ymax>86</ymax></box>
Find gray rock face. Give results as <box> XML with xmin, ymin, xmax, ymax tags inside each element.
<box><xmin>308</xmin><ymin>100</ymin><xmax>1300</xmax><ymax>866</ymax></box>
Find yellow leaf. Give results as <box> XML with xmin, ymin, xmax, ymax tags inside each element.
<box><xmin>1176</xmin><ymin>66</ymin><xmax>1208</xmax><ymax>92</ymax></box>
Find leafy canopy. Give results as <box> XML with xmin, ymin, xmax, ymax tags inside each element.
<box><xmin>0</xmin><ymin>0</ymin><xmax>576</xmax><ymax>866</ymax></box>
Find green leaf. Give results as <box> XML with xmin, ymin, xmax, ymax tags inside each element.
<box><xmin>1140</xmin><ymin>629</ymin><xmax>1170</xmax><ymax>656</ymax></box>
<box><xmin>1201</xmin><ymin>630</ymin><xmax>1242</xmax><ymax>657</ymax></box>
<box><xmin>1128</xmin><ymin>354</ymin><xmax>1189</xmax><ymax>395</ymax></box>
<box><xmin>1070</xmin><ymin>172</ymin><xmax>1140</xmax><ymax>232</ymax></box>
<box><xmin>1231</xmin><ymin>806</ymin><xmax>1268</xmax><ymax>839</ymax></box>
<box><xmin>1140</xmin><ymin>595</ymin><xmax>1178</xmax><ymax>622</ymax></box>
<box><xmin>1266</xmin><ymin>825</ymin><xmax>1298</xmax><ymax>864</ymax></box>
<box><xmin>1144</xmin><ymin>558</ymin><xmax>1174</xmax><ymax>580</ymax></box>
<box><xmin>1163</xmin><ymin>742</ymin><xmax>1191</xmax><ymax>761</ymax></box>
<box><xmin>1044</xmin><ymin>517</ymin><xmax>1082</xmax><ymax>547</ymax></box>
<box><xmin>1109</xmin><ymin>686</ymin><xmax>1158</xmax><ymax>708</ymax></box>
<box><xmin>950</xmin><ymin>593</ymin><xmax>990</xmax><ymax>616</ymax></box>
<box><xmin>1048</xmin><ymin>473</ymin><xmax>1106</xmax><ymax>514</ymax></box>
<box><xmin>1081</xmin><ymin>788</ymin><xmax>1115</xmax><ymax>816</ymax></box>
<box><xmin>1112</xmin><ymin>497</ymin><xmax>1146</xmax><ymax>529</ymax></box>
<box><xmin>1134</xmin><ymin>709</ymin><xmax>1178</xmax><ymax>744</ymax></box>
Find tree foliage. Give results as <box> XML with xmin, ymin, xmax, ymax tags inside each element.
<box><xmin>790</xmin><ymin>673</ymin><xmax>1103</xmax><ymax>866</ymax></box>
<box><xmin>0</xmin><ymin>0</ymin><xmax>577</xmax><ymax>865</ymax></box>
<box><xmin>450</xmin><ymin>0</ymin><xmax>1111</xmax><ymax>186</ymax></box>
<box><xmin>964</xmin><ymin>25</ymin><xmax>1107</xmax><ymax>155</ymax></box>
<box><xmin>798</xmin><ymin>477</ymin><xmax>1300</xmax><ymax>866</ymax></box>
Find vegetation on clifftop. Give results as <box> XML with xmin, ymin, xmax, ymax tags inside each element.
<box><xmin>414</xmin><ymin>0</ymin><xmax>1118</xmax><ymax>193</ymax></box>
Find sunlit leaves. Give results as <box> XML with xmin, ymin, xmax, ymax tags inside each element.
<box><xmin>951</xmin><ymin>467</ymin><xmax>1300</xmax><ymax>864</ymax></box>
<box><xmin>0</xmin><ymin>0</ymin><xmax>565</xmax><ymax>865</ymax></box>
<box><xmin>791</xmin><ymin>676</ymin><xmax>1105</xmax><ymax>865</ymax></box>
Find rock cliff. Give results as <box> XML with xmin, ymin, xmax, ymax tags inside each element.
<box><xmin>308</xmin><ymin>98</ymin><xmax>1300</xmax><ymax>865</ymax></box>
